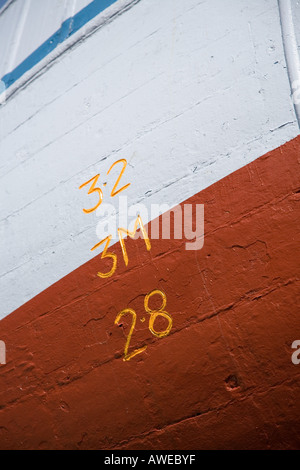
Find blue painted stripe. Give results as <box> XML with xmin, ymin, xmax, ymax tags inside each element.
<box><xmin>1</xmin><ymin>0</ymin><xmax>119</xmax><ymax>91</ymax></box>
<box><xmin>0</xmin><ymin>0</ymin><xmax>9</xmax><ymax>10</ymax></box>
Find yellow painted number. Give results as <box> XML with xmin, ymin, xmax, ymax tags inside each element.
<box><xmin>118</xmin><ymin>215</ymin><xmax>151</xmax><ymax>266</ymax></box>
<box><xmin>107</xmin><ymin>159</ymin><xmax>131</xmax><ymax>197</ymax></box>
<box><xmin>115</xmin><ymin>308</ymin><xmax>147</xmax><ymax>362</ymax></box>
<box><xmin>91</xmin><ymin>235</ymin><xmax>117</xmax><ymax>279</ymax></box>
<box><xmin>79</xmin><ymin>174</ymin><xmax>103</xmax><ymax>213</ymax></box>
<box><xmin>115</xmin><ymin>290</ymin><xmax>173</xmax><ymax>362</ymax></box>
<box><xmin>144</xmin><ymin>290</ymin><xmax>173</xmax><ymax>338</ymax></box>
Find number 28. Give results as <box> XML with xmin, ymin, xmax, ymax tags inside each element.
<box><xmin>115</xmin><ymin>290</ymin><xmax>173</xmax><ymax>362</ymax></box>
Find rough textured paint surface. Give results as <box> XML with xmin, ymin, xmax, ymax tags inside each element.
<box><xmin>0</xmin><ymin>137</ymin><xmax>299</xmax><ymax>450</ymax></box>
<box><xmin>292</xmin><ymin>0</ymin><xmax>300</xmax><ymax>53</ymax></box>
<box><xmin>0</xmin><ymin>0</ymin><xmax>93</xmax><ymax>76</ymax></box>
<box><xmin>0</xmin><ymin>0</ymin><xmax>299</xmax><ymax>318</ymax></box>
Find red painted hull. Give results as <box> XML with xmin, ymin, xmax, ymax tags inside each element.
<box><xmin>0</xmin><ymin>137</ymin><xmax>299</xmax><ymax>450</ymax></box>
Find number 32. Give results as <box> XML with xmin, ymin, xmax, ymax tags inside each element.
<box><xmin>79</xmin><ymin>159</ymin><xmax>130</xmax><ymax>213</ymax></box>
